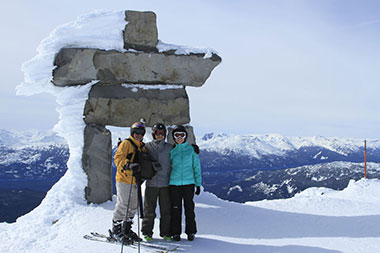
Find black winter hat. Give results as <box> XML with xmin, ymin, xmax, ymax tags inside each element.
<box><xmin>152</xmin><ymin>123</ymin><xmax>166</xmax><ymax>139</ymax></box>
<box><xmin>172</xmin><ymin>125</ymin><xmax>188</xmax><ymax>141</ymax></box>
<box><xmin>130</xmin><ymin>121</ymin><xmax>146</xmax><ymax>136</ymax></box>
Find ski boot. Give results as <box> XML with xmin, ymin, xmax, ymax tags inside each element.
<box><xmin>171</xmin><ymin>234</ymin><xmax>181</xmax><ymax>241</ymax></box>
<box><xmin>123</xmin><ymin>219</ymin><xmax>142</xmax><ymax>242</ymax></box>
<box><xmin>143</xmin><ymin>234</ymin><xmax>153</xmax><ymax>242</ymax></box>
<box><xmin>109</xmin><ymin>220</ymin><xmax>134</xmax><ymax>245</ymax></box>
<box><xmin>162</xmin><ymin>235</ymin><xmax>171</xmax><ymax>241</ymax></box>
<box><xmin>187</xmin><ymin>233</ymin><xmax>195</xmax><ymax>241</ymax></box>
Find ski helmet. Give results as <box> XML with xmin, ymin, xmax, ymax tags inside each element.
<box><xmin>152</xmin><ymin>123</ymin><xmax>166</xmax><ymax>139</ymax></box>
<box><xmin>172</xmin><ymin>125</ymin><xmax>188</xmax><ymax>141</ymax></box>
<box><xmin>130</xmin><ymin>121</ymin><xmax>146</xmax><ymax>136</ymax></box>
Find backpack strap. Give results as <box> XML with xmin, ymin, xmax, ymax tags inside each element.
<box><xmin>124</xmin><ymin>138</ymin><xmax>136</xmax><ymax>162</ymax></box>
<box><xmin>126</xmin><ymin>138</ymin><xmax>145</xmax><ymax>162</ymax></box>
<box><xmin>126</xmin><ymin>138</ymin><xmax>138</xmax><ymax>150</ymax></box>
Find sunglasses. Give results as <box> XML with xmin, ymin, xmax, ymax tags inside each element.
<box><xmin>174</xmin><ymin>132</ymin><xmax>186</xmax><ymax>139</ymax></box>
<box><xmin>155</xmin><ymin>130</ymin><xmax>166</xmax><ymax>136</ymax></box>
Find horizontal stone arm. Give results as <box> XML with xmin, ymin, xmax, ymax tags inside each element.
<box><xmin>52</xmin><ymin>48</ymin><xmax>221</xmax><ymax>87</ymax></box>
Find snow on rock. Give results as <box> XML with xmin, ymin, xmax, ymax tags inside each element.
<box><xmin>156</xmin><ymin>40</ymin><xmax>218</xmax><ymax>58</ymax></box>
<box><xmin>17</xmin><ymin>10</ymin><xmax>126</xmax><ymax>97</ymax></box>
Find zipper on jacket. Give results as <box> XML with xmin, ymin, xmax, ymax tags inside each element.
<box><xmin>181</xmin><ymin>145</ymin><xmax>184</xmax><ymax>185</ymax></box>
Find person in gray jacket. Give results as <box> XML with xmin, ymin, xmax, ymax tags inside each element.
<box><xmin>141</xmin><ymin>123</ymin><xmax>173</xmax><ymax>241</ymax></box>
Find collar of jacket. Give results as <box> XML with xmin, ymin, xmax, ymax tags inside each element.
<box><xmin>175</xmin><ymin>141</ymin><xmax>188</xmax><ymax>149</ymax></box>
<box><xmin>129</xmin><ymin>136</ymin><xmax>144</xmax><ymax>148</ymax></box>
<box><xmin>150</xmin><ymin>139</ymin><xmax>164</xmax><ymax>149</ymax></box>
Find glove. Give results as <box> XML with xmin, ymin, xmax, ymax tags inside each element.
<box><xmin>128</xmin><ymin>163</ymin><xmax>140</xmax><ymax>176</ymax></box>
<box><xmin>195</xmin><ymin>186</ymin><xmax>201</xmax><ymax>196</ymax></box>
<box><xmin>192</xmin><ymin>144</ymin><xmax>200</xmax><ymax>154</ymax></box>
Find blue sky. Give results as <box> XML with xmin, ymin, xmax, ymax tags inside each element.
<box><xmin>1</xmin><ymin>0</ymin><xmax>380</xmax><ymax>139</ymax></box>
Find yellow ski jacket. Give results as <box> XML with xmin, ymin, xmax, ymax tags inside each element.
<box><xmin>114</xmin><ymin>136</ymin><xmax>147</xmax><ymax>185</ymax></box>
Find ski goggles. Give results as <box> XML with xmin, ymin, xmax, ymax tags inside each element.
<box><xmin>155</xmin><ymin>130</ymin><xmax>166</xmax><ymax>136</ymax></box>
<box><xmin>133</xmin><ymin>128</ymin><xmax>146</xmax><ymax>135</ymax></box>
<box><xmin>174</xmin><ymin>132</ymin><xmax>186</xmax><ymax>139</ymax></box>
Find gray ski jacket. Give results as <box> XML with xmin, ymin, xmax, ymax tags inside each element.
<box><xmin>145</xmin><ymin>140</ymin><xmax>173</xmax><ymax>187</ymax></box>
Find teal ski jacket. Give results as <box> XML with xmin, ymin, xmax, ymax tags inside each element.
<box><xmin>169</xmin><ymin>141</ymin><xmax>202</xmax><ymax>187</ymax></box>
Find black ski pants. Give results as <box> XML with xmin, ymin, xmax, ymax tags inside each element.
<box><xmin>141</xmin><ymin>186</ymin><xmax>171</xmax><ymax>237</ymax></box>
<box><xmin>169</xmin><ymin>184</ymin><xmax>197</xmax><ymax>236</ymax></box>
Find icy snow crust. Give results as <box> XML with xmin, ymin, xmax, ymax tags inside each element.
<box><xmin>5</xmin><ymin>10</ymin><xmax>380</xmax><ymax>253</ymax></box>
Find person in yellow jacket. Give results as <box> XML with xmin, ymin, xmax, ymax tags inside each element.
<box><xmin>110</xmin><ymin>121</ymin><xmax>146</xmax><ymax>244</ymax></box>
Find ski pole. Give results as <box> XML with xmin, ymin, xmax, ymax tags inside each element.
<box><xmin>121</xmin><ymin>178</ymin><xmax>134</xmax><ymax>253</ymax></box>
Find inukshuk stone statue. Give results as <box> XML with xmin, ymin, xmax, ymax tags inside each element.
<box><xmin>52</xmin><ymin>10</ymin><xmax>221</xmax><ymax>204</ymax></box>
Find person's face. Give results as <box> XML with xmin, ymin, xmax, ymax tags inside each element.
<box><xmin>174</xmin><ymin>131</ymin><xmax>186</xmax><ymax>144</ymax></box>
<box><xmin>155</xmin><ymin>134</ymin><xmax>165</xmax><ymax>141</ymax></box>
<box><xmin>154</xmin><ymin>130</ymin><xmax>165</xmax><ymax>141</ymax></box>
<box><xmin>175</xmin><ymin>137</ymin><xmax>185</xmax><ymax>144</ymax></box>
<box><xmin>133</xmin><ymin>133</ymin><xmax>144</xmax><ymax>141</ymax></box>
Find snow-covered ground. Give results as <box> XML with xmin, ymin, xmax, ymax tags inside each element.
<box><xmin>2</xmin><ymin>179</ymin><xmax>380</xmax><ymax>253</ymax></box>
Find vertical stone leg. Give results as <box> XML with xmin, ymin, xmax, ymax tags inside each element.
<box><xmin>83</xmin><ymin>124</ymin><xmax>113</xmax><ymax>203</ymax></box>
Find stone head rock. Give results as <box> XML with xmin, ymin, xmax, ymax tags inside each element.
<box><xmin>124</xmin><ymin>10</ymin><xmax>158</xmax><ymax>52</ymax></box>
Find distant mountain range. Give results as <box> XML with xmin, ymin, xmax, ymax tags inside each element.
<box><xmin>198</xmin><ymin>133</ymin><xmax>380</xmax><ymax>202</ymax></box>
<box><xmin>1</xmin><ymin>129</ymin><xmax>379</xmax><ymax>222</ymax></box>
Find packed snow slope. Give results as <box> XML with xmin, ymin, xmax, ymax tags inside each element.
<box><xmin>2</xmin><ymin>179</ymin><xmax>380</xmax><ymax>252</ymax></box>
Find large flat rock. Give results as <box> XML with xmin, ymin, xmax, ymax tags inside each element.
<box><xmin>84</xmin><ymin>85</ymin><xmax>190</xmax><ymax>127</ymax></box>
<box><xmin>52</xmin><ymin>48</ymin><xmax>221</xmax><ymax>87</ymax></box>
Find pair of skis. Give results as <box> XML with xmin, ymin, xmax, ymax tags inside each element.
<box><xmin>83</xmin><ymin>232</ymin><xmax>178</xmax><ymax>252</ymax></box>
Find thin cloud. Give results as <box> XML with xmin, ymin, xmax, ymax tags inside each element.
<box><xmin>345</xmin><ymin>18</ymin><xmax>380</xmax><ymax>29</ymax></box>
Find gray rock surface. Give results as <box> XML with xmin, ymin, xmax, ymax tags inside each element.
<box><xmin>82</xmin><ymin>125</ymin><xmax>113</xmax><ymax>204</ymax></box>
<box><xmin>84</xmin><ymin>85</ymin><xmax>190</xmax><ymax>127</ymax></box>
<box><xmin>52</xmin><ymin>48</ymin><xmax>98</xmax><ymax>86</ymax></box>
<box><xmin>124</xmin><ymin>10</ymin><xmax>158</xmax><ymax>52</ymax></box>
<box><xmin>52</xmin><ymin>48</ymin><xmax>221</xmax><ymax>87</ymax></box>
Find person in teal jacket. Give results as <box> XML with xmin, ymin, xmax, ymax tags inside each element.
<box><xmin>169</xmin><ymin>125</ymin><xmax>202</xmax><ymax>242</ymax></box>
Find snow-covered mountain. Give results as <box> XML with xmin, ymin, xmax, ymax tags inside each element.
<box><xmin>0</xmin><ymin>130</ymin><xmax>69</xmax><ymax>222</ymax></box>
<box><xmin>216</xmin><ymin>161</ymin><xmax>380</xmax><ymax>202</ymax></box>
<box><xmin>199</xmin><ymin>132</ymin><xmax>378</xmax><ymax>159</ymax></box>
<box><xmin>1</xmin><ymin>129</ymin><xmax>378</xmax><ymax>222</ymax></box>
<box><xmin>0</xmin><ymin>129</ymin><xmax>66</xmax><ymax>148</ymax></box>
<box><xmin>199</xmin><ymin>132</ymin><xmax>380</xmax><ymax>202</ymax></box>
<box><xmin>0</xmin><ymin>129</ymin><xmax>68</xmax><ymax>181</ymax></box>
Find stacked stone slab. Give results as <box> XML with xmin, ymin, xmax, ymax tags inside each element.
<box><xmin>82</xmin><ymin>125</ymin><xmax>112</xmax><ymax>203</ymax></box>
<box><xmin>52</xmin><ymin>10</ymin><xmax>221</xmax><ymax>204</ymax></box>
